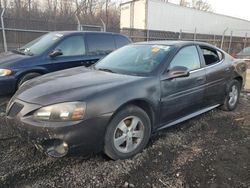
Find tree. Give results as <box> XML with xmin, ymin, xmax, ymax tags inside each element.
<box><xmin>179</xmin><ymin>0</ymin><xmax>212</xmax><ymax>12</ymax></box>
<box><xmin>192</xmin><ymin>0</ymin><xmax>212</xmax><ymax>11</ymax></box>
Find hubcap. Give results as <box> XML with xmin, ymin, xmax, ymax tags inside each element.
<box><xmin>113</xmin><ymin>116</ymin><xmax>144</xmax><ymax>153</ymax></box>
<box><xmin>228</xmin><ymin>85</ymin><xmax>238</xmax><ymax>107</ymax></box>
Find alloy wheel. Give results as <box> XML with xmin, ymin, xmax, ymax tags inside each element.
<box><xmin>113</xmin><ymin>116</ymin><xmax>145</xmax><ymax>153</ymax></box>
<box><xmin>228</xmin><ymin>85</ymin><xmax>239</xmax><ymax>107</ymax></box>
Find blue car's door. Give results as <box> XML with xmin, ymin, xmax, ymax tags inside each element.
<box><xmin>44</xmin><ymin>35</ymin><xmax>91</xmax><ymax>72</ymax></box>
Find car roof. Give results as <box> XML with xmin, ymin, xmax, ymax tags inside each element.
<box><xmin>135</xmin><ymin>40</ymin><xmax>218</xmax><ymax>48</ymax></box>
<box><xmin>49</xmin><ymin>31</ymin><xmax>124</xmax><ymax>36</ymax></box>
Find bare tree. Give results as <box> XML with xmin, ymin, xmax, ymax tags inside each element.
<box><xmin>179</xmin><ymin>0</ymin><xmax>190</xmax><ymax>7</ymax></box>
<box><xmin>179</xmin><ymin>0</ymin><xmax>212</xmax><ymax>12</ymax></box>
<box><xmin>192</xmin><ymin>0</ymin><xmax>212</xmax><ymax>11</ymax></box>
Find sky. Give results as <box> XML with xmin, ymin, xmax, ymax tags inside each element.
<box><xmin>169</xmin><ymin>0</ymin><xmax>250</xmax><ymax>21</ymax></box>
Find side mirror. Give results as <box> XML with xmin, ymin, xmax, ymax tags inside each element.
<box><xmin>162</xmin><ymin>66</ymin><xmax>190</xmax><ymax>80</ymax></box>
<box><xmin>49</xmin><ymin>49</ymin><xmax>63</xmax><ymax>58</ymax></box>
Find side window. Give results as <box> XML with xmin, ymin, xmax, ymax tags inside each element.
<box><xmin>114</xmin><ymin>35</ymin><xmax>130</xmax><ymax>48</ymax></box>
<box><xmin>169</xmin><ymin>46</ymin><xmax>201</xmax><ymax>71</ymax></box>
<box><xmin>200</xmin><ymin>47</ymin><xmax>221</xmax><ymax>65</ymax></box>
<box><xmin>86</xmin><ymin>34</ymin><xmax>116</xmax><ymax>55</ymax></box>
<box><xmin>55</xmin><ymin>35</ymin><xmax>85</xmax><ymax>56</ymax></box>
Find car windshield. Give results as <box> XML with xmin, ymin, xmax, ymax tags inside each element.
<box><xmin>95</xmin><ymin>44</ymin><xmax>172</xmax><ymax>76</ymax></box>
<box><xmin>18</xmin><ymin>33</ymin><xmax>64</xmax><ymax>56</ymax></box>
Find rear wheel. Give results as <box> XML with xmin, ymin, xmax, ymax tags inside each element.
<box><xmin>221</xmin><ymin>80</ymin><xmax>240</xmax><ymax>111</ymax></box>
<box><xmin>18</xmin><ymin>72</ymin><xmax>41</xmax><ymax>89</ymax></box>
<box><xmin>104</xmin><ymin>105</ymin><xmax>151</xmax><ymax>160</ymax></box>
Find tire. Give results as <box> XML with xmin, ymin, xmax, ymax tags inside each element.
<box><xmin>104</xmin><ymin>105</ymin><xmax>151</xmax><ymax>160</ymax></box>
<box><xmin>221</xmin><ymin>80</ymin><xmax>241</xmax><ymax>111</ymax></box>
<box><xmin>18</xmin><ymin>73</ymin><xmax>41</xmax><ymax>89</ymax></box>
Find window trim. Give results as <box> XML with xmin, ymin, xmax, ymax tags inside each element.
<box><xmin>167</xmin><ymin>45</ymin><xmax>202</xmax><ymax>72</ymax></box>
<box><xmin>199</xmin><ymin>45</ymin><xmax>225</xmax><ymax>67</ymax></box>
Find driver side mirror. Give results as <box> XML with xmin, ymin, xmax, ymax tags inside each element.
<box><xmin>162</xmin><ymin>66</ymin><xmax>190</xmax><ymax>80</ymax></box>
<box><xmin>49</xmin><ymin>49</ymin><xmax>63</xmax><ymax>58</ymax></box>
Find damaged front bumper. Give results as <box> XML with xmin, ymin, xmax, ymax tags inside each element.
<box><xmin>6</xmin><ymin>99</ymin><xmax>112</xmax><ymax>157</ymax></box>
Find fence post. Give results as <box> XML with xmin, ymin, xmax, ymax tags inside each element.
<box><xmin>146</xmin><ymin>29</ymin><xmax>149</xmax><ymax>41</ymax></box>
<box><xmin>228</xmin><ymin>31</ymin><xmax>233</xmax><ymax>54</ymax></box>
<box><xmin>100</xmin><ymin>18</ymin><xmax>106</xmax><ymax>32</ymax></box>
<box><xmin>243</xmin><ymin>32</ymin><xmax>248</xmax><ymax>50</ymax></box>
<box><xmin>179</xmin><ymin>29</ymin><xmax>182</xmax><ymax>40</ymax></box>
<box><xmin>1</xmin><ymin>8</ymin><xmax>7</xmax><ymax>52</ymax></box>
<box><xmin>194</xmin><ymin>27</ymin><xmax>197</xmax><ymax>41</ymax></box>
<box><xmin>221</xmin><ymin>28</ymin><xmax>228</xmax><ymax>50</ymax></box>
<box><xmin>75</xmin><ymin>12</ymin><xmax>81</xmax><ymax>31</ymax></box>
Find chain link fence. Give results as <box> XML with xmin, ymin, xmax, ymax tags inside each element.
<box><xmin>0</xmin><ymin>14</ymin><xmax>103</xmax><ymax>52</ymax></box>
<box><xmin>121</xmin><ymin>28</ymin><xmax>250</xmax><ymax>58</ymax></box>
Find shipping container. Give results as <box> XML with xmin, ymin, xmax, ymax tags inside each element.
<box><xmin>120</xmin><ymin>0</ymin><xmax>250</xmax><ymax>37</ymax></box>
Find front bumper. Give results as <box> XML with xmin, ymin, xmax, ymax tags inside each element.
<box><xmin>6</xmin><ymin>99</ymin><xmax>112</xmax><ymax>156</ymax></box>
<box><xmin>0</xmin><ymin>76</ymin><xmax>16</xmax><ymax>96</ymax></box>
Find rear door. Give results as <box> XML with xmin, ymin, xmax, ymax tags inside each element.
<box><xmin>198</xmin><ymin>46</ymin><xmax>230</xmax><ymax>106</ymax></box>
<box><xmin>85</xmin><ymin>33</ymin><xmax>116</xmax><ymax>65</ymax></box>
<box><xmin>47</xmin><ymin>35</ymin><xmax>87</xmax><ymax>71</ymax></box>
<box><xmin>160</xmin><ymin>45</ymin><xmax>206</xmax><ymax>126</ymax></box>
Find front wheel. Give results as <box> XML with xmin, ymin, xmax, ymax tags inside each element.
<box><xmin>221</xmin><ymin>80</ymin><xmax>241</xmax><ymax>111</ymax></box>
<box><xmin>104</xmin><ymin>105</ymin><xmax>151</xmax><ymax>160</ymax></box>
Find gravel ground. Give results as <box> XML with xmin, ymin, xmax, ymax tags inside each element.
<box><xmin>0</xmin><ymin>95</ymin><xmax>250</xmax><ymax>188</ymax></box>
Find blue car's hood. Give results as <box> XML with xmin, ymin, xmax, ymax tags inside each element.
<box><xmin>15</xmin><ymin>67</ymin><xmax>142</xmax><ymax>105</ymax></box>
<box><xmin>0</xmin><ymin>51</ymin><xmax>31</xmax><ymax>68</ymax></box>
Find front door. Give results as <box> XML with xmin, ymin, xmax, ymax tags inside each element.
<box><xmin>159</xmin><ymin>45</ymin><xmax>206</xmax><ymax>127</ymax></box>
<box><xmin>46</xmin><ymin>35</ymin><xmax>87</xmax><ymax>72</ymax></box>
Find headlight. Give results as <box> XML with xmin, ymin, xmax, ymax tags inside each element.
<box><xmin>0</xmin><ymin>69</ymin><xmax>12</xmax><ymax>76</ymax></box>
<box><xmin>33</xmin><ymin>102</ymin><xmax>86</xmax><ymax>121</ymax></box>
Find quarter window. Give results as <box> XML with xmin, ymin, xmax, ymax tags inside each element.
<box><xmin>200</xmin><ymin>47</ymin><xmax>221</xmax><ymax>65</ymax></box>
<box><xmin>114</xmin><ymin>35</ymin><xmax>130</xmax><ymax>48</ymax></box>
<box><xmin>169</xmin><ymin>46</ymin><xmax>201</xmax><ymax>71</ymax></box>
<box><xmin>55</xmin><ymin>35</ymin><xmax>86</xmax><ymax>56</ymax></box>
<box><xmin>86</xmin><ymin>34</ymin><xmax>116</xmax><ymax>55</ymax></box>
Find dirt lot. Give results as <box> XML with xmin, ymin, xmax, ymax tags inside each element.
<box><xmin>0</xmin><ymin>95</ymin><xmax>250</xmax><ymax>188</ymax></box>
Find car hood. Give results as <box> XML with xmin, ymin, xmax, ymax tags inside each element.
<box><xmin>15</xmin><ymin>67</ymin><xmax>142</xmax><ymax>105</ymax></box>
<box><xmin>0</xmin><ymin>51</ymin><xmax>30</xmax><ymax>67</ymax></box>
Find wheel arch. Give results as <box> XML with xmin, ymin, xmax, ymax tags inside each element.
<box><xmin>233</xmin><ymin>76</ymin><xmax>243</xmax><ymax>89</ymax></box>
<box><xmin>110</xmin><ymin>99</ymin><xmax>157</xmax><ymax>131</ymax></box>
<box><xmin>16</xmin><ymin>67</ymin><xmax>48</xmax><ymax>80</ymax></box>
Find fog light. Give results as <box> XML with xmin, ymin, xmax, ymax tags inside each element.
<box><xmin>42</xmin><ymin>139</ymin><xmax>69</xmax><ymax>158</ymax></box>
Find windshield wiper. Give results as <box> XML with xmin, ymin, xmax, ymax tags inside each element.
<box><xmin>97</xmin><ymin>68</ymin><xmax>115</xmax><ymax>73</ymax></box>
<box><xmin>12</xmin><ymin>49</ymin><xmax>33</xmax><ymax>56</ymax></box>
<box><xmin>11</xmin><ymin>49</ymin><xmax>26</xmax><ymax>55</ymax></box>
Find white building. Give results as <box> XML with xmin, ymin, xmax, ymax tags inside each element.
<box><xmin>120</xmin><ymin>0</ymin><xmax>250</xmax><ymax>37</ymax></box>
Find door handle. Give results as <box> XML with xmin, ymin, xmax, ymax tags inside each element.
<box><xmin>196</xmin><ymin>77</ymin><xmax>205</xmax><ymax>82</ymax></box>
<box><xmin>225</xmin><ymin>67</ymin><xmax>230</xmax><ymax>72</ymax></box>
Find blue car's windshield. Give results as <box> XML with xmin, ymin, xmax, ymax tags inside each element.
<box><xmin>19</xmin><ymin>33</ymin><xmax>64</xmax><ymax>56</ymax></box>
<box><xmin>95</xmin><ymin>44</ymin><xmax>173</xmax><ymax>76</ymax></box>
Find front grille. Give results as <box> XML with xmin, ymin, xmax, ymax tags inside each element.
<box><xmin>7</xmin><ymin>102</ymin><xmax>24</xmax><ymax>117</ymax></box>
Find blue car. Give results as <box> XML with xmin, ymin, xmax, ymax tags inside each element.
<box><xmin>0</xmin><ymin>31</ymin><xmax>131</xmax><ymax>96</ymax></box>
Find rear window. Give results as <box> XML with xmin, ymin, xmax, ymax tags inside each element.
<box><xmin>114</xmin><ymin>35</ymin><xmax>130</xmax><ymax>48</ymax></box>
<box><xmin>86</xmin><ymin>33</ymin><xmax>115</xmax><ymax>55</ymax></box>
<box><xmin>200</xmin><ymin>47</ymin><xmax>222</xmax><ymax>65</ymax></box>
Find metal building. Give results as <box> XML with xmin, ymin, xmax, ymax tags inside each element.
<box><xmin>120</xmin><ymin>0</ymin><xmax>250</xmax><ymax>37</ymax></box>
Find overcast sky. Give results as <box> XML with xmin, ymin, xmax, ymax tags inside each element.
<box><xmin>169</xmin><ymin>0</ymin><xmax>250</xmax><ymax>21</ymax></box>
